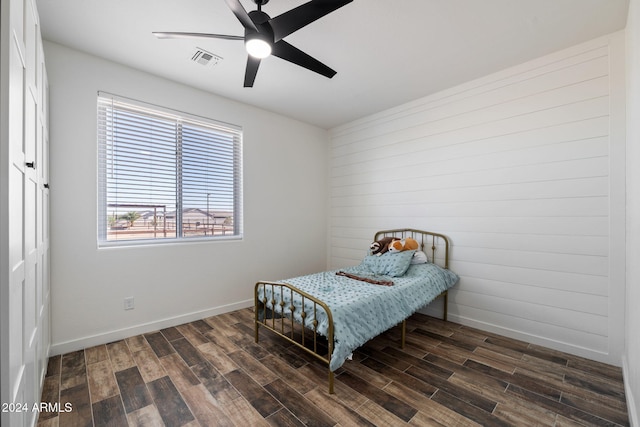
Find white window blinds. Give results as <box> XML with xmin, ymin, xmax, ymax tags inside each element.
<box><xmin>97</xmin><ymin>93</ymin><xmax>242</xmax><ymax>246</ymax></box>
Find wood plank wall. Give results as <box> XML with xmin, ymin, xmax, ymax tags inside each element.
<box><xmin>328</xmin><ymin>33</ymin><xmax>626</xmax><ymax>365</ymax></box>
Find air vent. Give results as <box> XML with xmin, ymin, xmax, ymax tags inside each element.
<box><xmin>191</xmin><ymin>48</ymin><xmax>222</xmax><ymax>67</ymax></box>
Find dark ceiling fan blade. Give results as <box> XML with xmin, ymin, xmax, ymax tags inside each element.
<box><xmin>271</xmin><ymin>40</ymin><xmax>336</xmax><ymax>79</ymax></box>
<box><xmin>224</xmin><ymin>0</ymin><xmax>258</xmax><ymax>32</ymax></box>
<box><xmin>244</xmin><ymin>56</ymin><xmax>261</xmax><ymax>87</ymax></box>
<box><xmin>269</xmin><ymin>0</ymin><xmax>353</xmax><ymax>42</ymax></box>
<box><xmin>153</xmin><ymin>31</ymin><xmax>244</xmax><ymax>41</ymax></box>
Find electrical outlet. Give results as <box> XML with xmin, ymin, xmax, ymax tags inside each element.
<box><xmin>124</xmin><ymin>297</ymin><xmax>135</xmax><ymax>310</ymax></box>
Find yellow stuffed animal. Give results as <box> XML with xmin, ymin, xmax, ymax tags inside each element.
<box><xmin>387</xmin><ymin>237</ymin><xmax>419</xmax><ymax>253</ymax></box>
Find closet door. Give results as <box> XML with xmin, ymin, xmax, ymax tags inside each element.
<box><xmin>1</xmin><ymin>0</ymin><xmax>49</xmax><ymax>425</ymax></box>
<box><xmin>38</xmin><ymin>40</ymin><xmax>51</xmax><ymax>401</ymax></box>
<box><xmin>4</xmin><ymin>0</ymin><xmax>28</xmax><ymax>424</ymax></box>
<box><xmin>23</xmin><ymin>1</ymin><xmax>41</xmax><ymax>421</ymax></box>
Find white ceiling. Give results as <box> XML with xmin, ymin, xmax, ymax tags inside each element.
<box><xmin>36</xmin><ymin>0</ymin><xmax>629</xmax><ymax>129</ymax></box>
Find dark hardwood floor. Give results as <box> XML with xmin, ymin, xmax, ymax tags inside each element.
<box><xmin>37</xmin><ymin>308</ymin><xmax>629</xmax><ymax>426</ymax></box>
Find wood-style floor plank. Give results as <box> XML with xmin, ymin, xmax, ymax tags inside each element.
<box><xmin>36</xmin><ymin>308</ymin><xmax>630</xmax><ymax>427</ymax></box>
<box><xmin>171</xmin><ymin>337</ymin><xmax>206</xmax><ymax>367</ymax></box>
<box><xmin>447</xmin><ymin>371</ymin><xmax>558</xmax><ymax>425</ymax></box>
<box><xmin>126</xmin><ymin>404</ymin><xmax>164</xmax><ymax>427</ymax></box>
<box><xmin>383</xmin><ymin>381</ymin><xmax>482</xmax><ymax>427</ymax></box>
<box><xmin>338</xmin><ymin>371</ymin><xmax>417</xmax><ymax>422</ymax></box>
<box><xmin>106</xmin><ymin>340</ymin><xmax>136</xmax><ymax>372</ymax></box>
<box><xmin>160</xmin><ymin>326</ymin><xmax>184</xmax><ymax>342</ymax></box>
<box><xmin>431</xmin><ymin>389</ymin><xmax>511</xmax><ymax>427</ymax></box>
<box><xmin>224</xmin><ymin>369</ymin><xmax>283</xmax><ymax>418</ymax></box>
<box><xmin>190</xmin><ymin>319</ymin><xmax>214</xmax><ymax>334</ymax></box>
<box><xmin>191</xmin><ymin>362</ymin><xmax>241</xmax><ymax>404</ymax></box>
<box><xmin>45</xmin><ymin>355</ymin><xmax>62</xmax><ymax>377</ymax></box>
<box><xmin>146</xmin><ymin>376</ymin><xmax>195</xmax><ymax>427</ymax></box>
<box><xmin>125</xmin><ymin>335</ymin><xmax>149</xmax><ymax>353</ymax></box>
<box><xmin>92</xmin><ymin>395</ymin><xmax>128</xmax><ymax>427</ymax></box>
<box><xmin>176</xmin><ymin>323</ymin><xmax>210</xmax><ymax>347</ymax></box>
<box><xmin>38</xmin><ymin>376</ymin><xmax>61</xmax><ymax>423</ymax></box>
<box><xmin>84</xmin><ymin>346</ymin><xmax>108</xmax><ymax>366</ymax></box>
<box><xmin>223</xmin><ymin>395</ymin><xmax>271</xmax><ymax>427</ymax></box>
<box><xmin>228</xmin><ymin>350</ymin><xmax>279</xmax><ymax>386</ymax></box>
<box><xmin>265</xmin><ymin>408</ymin><xmax>307</xmax><ymax>427</ymax></box>
<box><xmin>58</xmin><ymin>382</ymin><xmax>93</xmax><ymax>427</ymax></box>
<box><xmin>86</xmin><ymin>360</ymin><xmax>119</xmax><ymax>403</ymax></box>
<box><xmin>406</xmin><ymin>364</ymin><xmax>498</xmax><ymax>413</ymax></box>
<box><xmin>114</xmin><ymin>367</ymin><xmax>152</xmax><ymax>414</ymax></box>
<box><xmin>561</xmin><ymin>390</ymin><xmax>630</xmax><ymax>426</ymax></box>
<box><xmin>259</xmin><ymin>354</ymin><xmax>318</xmax><ymax>394</ymax></box>
<box><xmin>197</xmin><ymin>342</ymin><xmax>239</xmax><ymax>374</ymax></box>
<box><xmin>159</xmin><ymin>352</ymin><xmax>201</xmax><ymax>391</ymax></box>
<box><xmin>356</xmin><ymin>399</ymin><xmax>409</xmax><ymax>426</ymax></box>
<box><xmin>264</xmin><ymin>379</ymin><xmax>336</xmax><ymax>427</ymax></box>
<box><xmin>131</xmin><ymin>348</ymin><xmax>166</xmax><ymax>384</ymax></box>
<box><xmin>304</xmin><ymin>387</ymin><xmax>376</xmax><ymax>427</ymax></box>
<box><xmin>60</xmin><ymin>350</ymin><xmax>87</xmax><ymax>391</ymax></box>
<box><xmin>144</xmin><ymin>331</ymin><xmax>175</xmax><ymax>358</ymax></box>
<box><xmin>181</xmin><ymin>383</ymin><xmax>235</xmax><ymax>427</ymax></box>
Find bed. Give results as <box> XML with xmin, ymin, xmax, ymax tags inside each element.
<box><xmin>254</xmin><ymin>228</ymin><xmax>458</xmax><ymax>393</ymax></box>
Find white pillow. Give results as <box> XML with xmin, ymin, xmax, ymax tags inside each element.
<box><xmin>410</xmin><ymin>251</ymin><xmax>428</xmax><ymax>264</ymax></box>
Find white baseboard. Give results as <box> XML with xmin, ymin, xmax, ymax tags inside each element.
<box><xmin>49</xmin><ymin>299</ymin><xmax>253</xmax><ymax>356</ymax></box>
<box><xmin>622</xmin><ymin>355</ymin><xmax>639</xmax><ymax>427</ymax></box>
<box><xmin>445</xmin><ymin>314</ymin><xmax>618</xmax><ymax>367</ymax></box>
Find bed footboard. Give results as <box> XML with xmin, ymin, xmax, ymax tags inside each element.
<box><xmin>254</xmin><ymin>281</ymin><xmax>336</xmax><ymax>393</ymax></box>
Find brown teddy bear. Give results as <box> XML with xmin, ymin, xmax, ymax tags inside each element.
<box><xmin>387</xmin><ymin>237</ymin><xmax>419</xmax><ymax>253</ymax></box>
<box><xmin>369</xmin><ymin>237</ymin><xmax>399</xmax><ymax>256</ymax></box>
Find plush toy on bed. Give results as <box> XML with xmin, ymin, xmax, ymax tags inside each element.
<box><xmin>369</xmin><ymin>236</ymin><xmax>399</xmax><ymax>256</ymax></box>
<box><xmin>387</xmin><ymin>237</ymin><xmax>419</xmax><ymax>253</ymax></box>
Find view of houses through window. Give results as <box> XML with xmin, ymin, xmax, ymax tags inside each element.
<box><xmin>97</xmin><ymin>93</ymin><xmax>242</xmax><ymax>245</ymax></box>
<box><xmin>106</xmin><ymin>204</ymin><xmax>234</xmax><ymax>240</ymax></box>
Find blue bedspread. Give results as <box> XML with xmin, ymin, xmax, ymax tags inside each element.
<box><xmin>258</xmin><ymin>262</ymin><xmax>458</xmax><ymax>371</ymax></box>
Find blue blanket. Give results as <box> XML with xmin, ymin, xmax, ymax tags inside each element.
<box><xmin>258</xmin><ymin>262</ymin><xmax>458</xmax><ymax>371</ymax></box>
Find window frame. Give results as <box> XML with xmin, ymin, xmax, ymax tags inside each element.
<box><xmin>97</xmin><ymin>92</ymin><xmax>243</xmax><ymax>247</ymax></box>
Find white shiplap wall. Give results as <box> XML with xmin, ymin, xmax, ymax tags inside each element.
<box><xmin>329</xmin><ymin>33</ymin><xmax>626</xmax><ymax>365</ymax></box>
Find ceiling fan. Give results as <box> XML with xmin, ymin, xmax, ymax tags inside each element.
<box><xmin>153</xmin><ymin>0</ymin><xmax>353</xmax><ymax>87</ymax></box>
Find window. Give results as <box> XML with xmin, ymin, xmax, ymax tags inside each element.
<box><xmin>97</xmin><ymin>93</ymin><xmax>242</xmax><ymax>246</ymax></box>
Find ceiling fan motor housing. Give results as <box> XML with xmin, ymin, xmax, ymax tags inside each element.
<box><xmin>248</xmin><ymin>10</ymin><xmax>272</xmax><ymax>31</ymax></box>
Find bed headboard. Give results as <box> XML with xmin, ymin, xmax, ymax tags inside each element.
<box><xmin>374</xmin><ymin>228</ymin><xmax>450</xmax><ymax>269</ymax></box>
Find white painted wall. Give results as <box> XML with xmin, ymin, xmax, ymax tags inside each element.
<box><xmin>625</xmin><ymin>0</ymin><xmax>640</xmax><ymax>423</ymax></box>
<box><xmin>45</xmin><ymin>41</ymin><xmax>329</xmax><ymax>354</ymax></box>
<box><xmin>329</xmin><ymin>33</ymin><xmax>626</xmax><ymax>366</ymax></box>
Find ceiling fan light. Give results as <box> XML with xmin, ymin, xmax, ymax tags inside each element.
<box><xmin>245</xmin><ymin>34</ymin><xmax>272</xmax><ymax>58</ymax></box>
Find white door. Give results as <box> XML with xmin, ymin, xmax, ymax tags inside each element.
<box><xmin>1</xmin><ymin>0</ymin><xmax>50</xmax><ymax>425</ymax></box>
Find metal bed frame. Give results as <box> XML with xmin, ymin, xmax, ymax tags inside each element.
<box><xmin>254</xmin><ymin>228</ymin><xmax>451</xmax><ymax>394</ymax></box>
